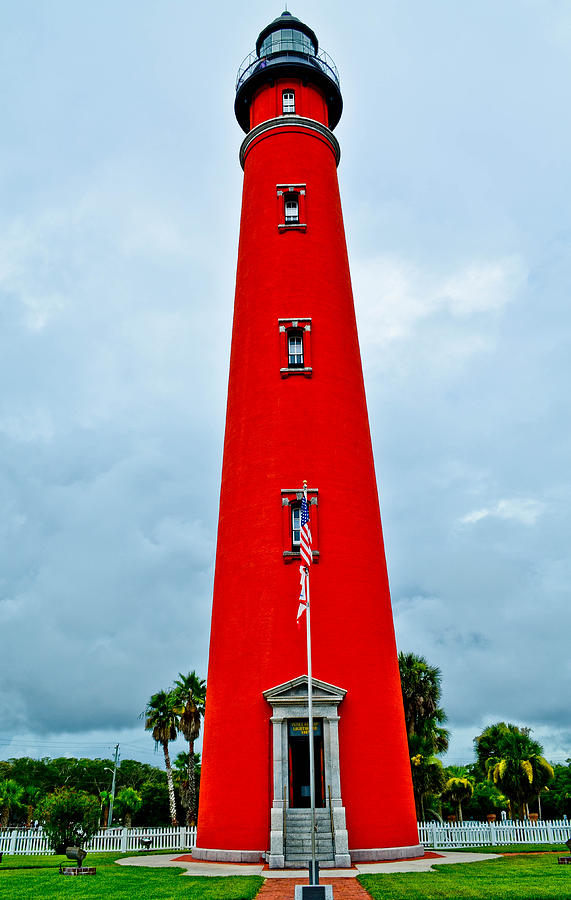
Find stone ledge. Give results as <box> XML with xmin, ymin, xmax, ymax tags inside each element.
<box><xmin>59</xmin><ymin>867</ymin><xmax>97</xmax><ymax>876</ymax></box>
<box><xmin>192</xmin><ymin>847</ymin><xmax>265</xmax><ymax>863</ymax></box>
<box><xmin>350</xmin><ymin>843</ymin><xmax>424</xmax><ymax>862</ymax></box>
<box><xmin>240</xmin><ymin>116</ymin><xmax>341</xmax><ymax>169</ymax></box>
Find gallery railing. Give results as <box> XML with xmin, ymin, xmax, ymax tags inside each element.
<box><xmin>236</xmin><ymin>46</ymin><xmax>340</xmax><ymax>92</ymax></box>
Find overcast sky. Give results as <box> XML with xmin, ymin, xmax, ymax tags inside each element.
<box><xmin>1</xmin><ymin>0</ymin><xmax>569</xmax><ymax>772</ymax></box>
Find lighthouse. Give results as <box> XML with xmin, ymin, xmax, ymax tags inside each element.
<box><xmin>194</xmin><ymin>12</ymin><xmax>422</xmax><ymax>866</ymax></box>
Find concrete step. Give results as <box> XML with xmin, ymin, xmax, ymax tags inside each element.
<box><xmin>285</xmin><ymin>809</ymin><xmax>335</xmax><ymax>866</ymax></box>
<box><xmin>285</xmin><ymin>855</ymin><xmax>335</xmax><ymax>865</ymax></box>
<box><xmin>286</xmin><ymin>815</ymin><xmax>331</xmax><ymax>827</ymax></box>
<box><xmin>286</xmin><ymin>813</ymin><xmax>330</xmax><ymax>819</ymax></box>
<box><xmin>285</xmin><ymin>821</ymin><xmax>333</xmax><ymax>830</ymax></box>
<box><xmin>286</xmin><ymin>839</ymin><xmax>334</xmax><ymax>849</ymax></box>
<box><xmin>286</xmin><ymin>846</ymin><xmax>335</xmax><ymax>856</ymax></box>
<box><xmin>284</xmin><ymin>860</ymin><xmax>336</xmax><ymax>869</ymax></box>
<box><xmin>286</xmin><ymin>830</ymin><xmax>333</xmax><ymax>838</ymax></box>
<box><xmin>286</xmin><ymin>811</ymin><xmax>330</xmax><ymax>817</ymax></box>
<box><xmin>286</xmin><ymin>834</ymin><xmax>332</xmax><ymax>840</ymax></box>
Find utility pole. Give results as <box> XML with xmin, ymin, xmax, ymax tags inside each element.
<box><xmin>108</xmin><ymin>744</ymin><xmax>120</xmax><ymax>827</ymax></box>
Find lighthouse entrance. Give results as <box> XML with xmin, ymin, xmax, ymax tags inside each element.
<box><xmin>263</xmin><ymin>676</ymin><xmax>351</xmax><ymax>867</ymax></box>
<box><xmin>288</xmin><ymin>718</ymin><xmax>325</xmax><ymax>808</ymax></box>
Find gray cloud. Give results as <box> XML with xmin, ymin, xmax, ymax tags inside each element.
<box><xmin>0</xmin><ymin>0</ymin><xmax>569</xmax><ymax>768</ymax></box>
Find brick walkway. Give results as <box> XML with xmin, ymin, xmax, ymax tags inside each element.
<box><xmin>257</xmin><ymin>877</ymin><xmax>372</xmax><ymax>900</ymax></box>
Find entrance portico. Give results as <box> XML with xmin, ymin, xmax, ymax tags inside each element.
<box><xmin>263</xmin><ymin>676</ymin><xmax>351</xmax><ymax>869</ymax></box>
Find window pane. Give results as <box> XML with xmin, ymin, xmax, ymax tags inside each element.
<box><xmin>285</xmin><ymin>198</ymin><xmax>299</xmax><ymax>222</ymax></box>
<box><xmin>260</xmin><ymin>29</ymin><xmax>315</xmax><ymax>58</ymax></box>
<box><xmin>283</xmin><ymin>91</ymin><xmax>295</xmax><ymax>114</ymax></box>
<box><xmin>288</xmin><ymin>333</ymin><xmax>303</xmax><ymax>366</ymax></box>
<box><xmin>292</xmin><ymin>507</ymin><xmax>301</xmax><ymax>545</ymax></box>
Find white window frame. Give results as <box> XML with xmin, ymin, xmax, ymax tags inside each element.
<box><xmin>291</xmin><ymin>505</ymin><xmax>301</xmax><ymax>548</ymax></box>
<box><xmin>282</xmin><ymin>91</ymin><xmax>296</xmax><ymax>114</ymax></box>
<box><xmin>285</xmin><ymin>195</ymin><xmax>299</xmax><ymax>223</ymax></box>
<box><xmin>288</xmin><ymin>331</ymin><xmax>303</xmax><ymax>367</ymax></box>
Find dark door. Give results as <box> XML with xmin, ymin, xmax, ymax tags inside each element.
<box><xmin>288</xmin><ymin>719</ymin><xmax>325</xmax><ymax>808</ymax></box>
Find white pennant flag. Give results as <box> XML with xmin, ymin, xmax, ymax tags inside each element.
<box><xmin>297</xmin><ymin>565</ymin><xmax>308</xmax><ymax>621</ymax></box>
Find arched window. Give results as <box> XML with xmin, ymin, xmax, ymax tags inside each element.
<box><xmin>288</xmin><ymin>329</ymin><xmax>304</xmax><ymax>367</ymax></box>
<box><xmin>284</xmin><ymin>193</ymin><xmax>299</xmax><ymax>223</ymax></box>
<box><xmin>282</xmin><ymin>91</ymin><xmax>296</xmax><ymax>114</ymax></box>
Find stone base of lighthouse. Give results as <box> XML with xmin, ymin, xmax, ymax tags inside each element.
<box><xmin>192</xmin><ymin>844</ymin><xmax>425</xmax><ymax>867</ymax></box>
<box><xmin>194</xmin><ymin>676</ymin><xmax>423</xmax><ymax>868</ymax></box>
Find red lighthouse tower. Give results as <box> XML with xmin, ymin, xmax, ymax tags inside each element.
<box><xmin>195</xmin><ymin>12</ymin><xmax>422</xmax><ymax>867</ymax></box>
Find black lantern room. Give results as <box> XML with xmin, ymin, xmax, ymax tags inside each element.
<box><xmin>235</xmin><ymin>10</ymin><xmax>343</xmax><ymax>133</ymax></box>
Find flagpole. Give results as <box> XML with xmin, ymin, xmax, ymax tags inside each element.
<box><xmin>305</xmin><ymin>565</ymin><xmax>317</xmax><ymax>884</ymax></box>
<box><xmin>298</xmin><ymin>480</ymin><xmax>317</xmax><ymax>884</ymax></box>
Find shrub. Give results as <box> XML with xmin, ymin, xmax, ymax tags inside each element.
<box><xmin>37</xmin><ymin>788</ymin><xmax>100</xmax><ymax>853</ymax></box>
<box><xmin>114</xmin><ymin>787</ymin><xmax>142</xmax><ymax>828</ymax></box>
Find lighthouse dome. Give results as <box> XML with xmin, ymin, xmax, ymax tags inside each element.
<box><xmin>235</xmin><ymin>10</ymin><xmax>342</xmax><ymax>133</ymax></box>
<box><xmin>255</xmin><ymin>10</ymin><xmax>319</xmax><ymax>57</ymax></box>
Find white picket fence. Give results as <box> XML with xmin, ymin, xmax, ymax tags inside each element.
<box><xmin>418</xmin><ymin>819</ymin><xmax>571</xmax><ymax>849</ymax></box>
<box><xmin>1</xmin><ymin>820</ymin><xmax>570</xmax><ymax>856</ymax></box>
<box><xmin>0</xmin><ymin>825</ymin><xmax>197</xmax><ymax>856</ymax></box>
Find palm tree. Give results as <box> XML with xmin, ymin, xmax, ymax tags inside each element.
<box><xmin>398</xmin><ymin>652</ymin><xmax>449</xmax><ymax>755</ymax></box>
<box><xmin>172</xmin><ymin>671</ymin><xmax>206</xmax><ymax>825</ymax></box>
<box><xmin>487</xmin><ymin>757</ymin><xmax>530</xmax><ymax>819</ymax></box>
<box><xmin>477</xmin><ymin>723</ymin><xmax>554</xmax><ymax>819</ymax></box>
<box><xmin>23</xmin><ymin>785</ymin><xmax>42</xmax><ymax>828</ymax></box>
<box><xmin>99</xmin><ymin>790</ymin><xmax>111</xmax><ymax>829</ymax></box>
<box><xmin>530</xmin><ymin>756</ymin><xmax>554</xmax><ymax>819</ymax></box>
<box><xmin>173</xmin><ymin>752</ymin><xmax>201</xmax><ymax>826</ymax></box>
<box><xmin>0</xmin><ymin>779</ymin><xmax>24</xmax><ymax>829</ymax></box>
<box><xmin>399</xmin><ymin>652</ymin><xmax>440</xmax><ymax>737</ymax></box>
<box><xmin>115</xmin><ymin>787</ymin><xmax>142</xmax><ymax>828</ymax></box>
<box><xmin>142</xmin><ymin>690</ymin><xmax>179</xmax><ymax>825</ymax></box>
<box><xmin>410</xmin><ymin>754</ymin><xmax>446</xmax><ymax>821</ymax></box>
<box><xmin>442</xmin><ymin>776</ymin><xmax>473</xmax><ymax>823</ymax></box>
<box><xmin>475</xmin><ymin>722</ymin><xmax>538</xmax><ymax>776</ymax></box>
<box><xmin>486</xmin><ymin>735</ymin><xmax>554</xmax><ymax>820</ymax></box>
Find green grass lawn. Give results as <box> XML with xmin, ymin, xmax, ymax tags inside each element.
<box><xmin>3</xmin><ymin>849</ymin><xmax>571</xmax><ymax>900</ymax></box>
<box><xmin>454</xmin><ymin>843</ymin><xmax>569</xmax><ymax>854</ymax></box>
<box><xmin>0</xmin><ymin>853</ymin><xmax>264</xmax><ymax>900</ymax></box>
<box><xmin>359</xmin><ymin>851</ymin><xmax>571</xmax><ymax>900</ymax></box>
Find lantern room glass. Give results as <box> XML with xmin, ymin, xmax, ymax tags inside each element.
<box><xmin>260</xmin><ymin>29</ymin><xmax>315</xmax><ymax>58</ymax></box>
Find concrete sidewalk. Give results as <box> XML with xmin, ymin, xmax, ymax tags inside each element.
<box><xmin>117</xmin><ymin>850</ymin><xmax>499</xmax><ymax>877</ymax></box>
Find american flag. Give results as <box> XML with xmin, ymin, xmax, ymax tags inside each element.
<box><xmin>299</xmin><ymin>494</ymin><xmax>312</xmax><ymax>568</ymax></box>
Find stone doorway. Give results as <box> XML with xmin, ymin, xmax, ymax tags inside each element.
<box><xmin>263</xmin><ymin>676</ymin><xmax>351</xmax><ymax>868</ymax></box>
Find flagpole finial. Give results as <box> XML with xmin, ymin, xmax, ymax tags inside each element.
<box><xmin>303</xmin><ymin>479</ymin><xmax>307</xmax><ymax>488</ymax></box>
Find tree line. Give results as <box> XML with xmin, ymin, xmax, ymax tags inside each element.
<box><xmin>1</xmin><ymin>658</ymin><xmax>569</xmax><ymax>833</ymax></box>
<box><xmin>0</xmin><ymin>669</ymin><xmax>206</xmax><ymax>834</ymax></box>
<box><xmin>399</xmin><ymin>651</ymin><xmax>570</xmax><ymax>821</ymax></box>
<box><xmin>0</xmin><ymin>753</ymin><xmax>197</xmax><ymax>832</ymax></box>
